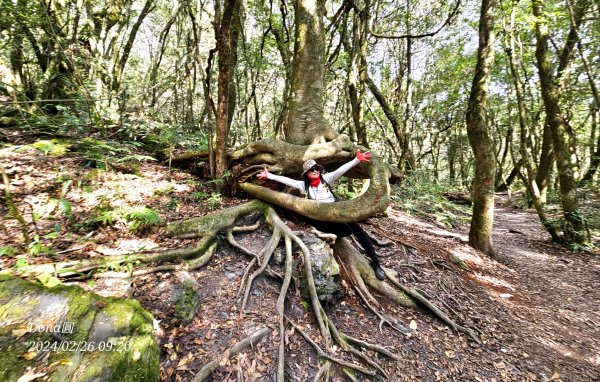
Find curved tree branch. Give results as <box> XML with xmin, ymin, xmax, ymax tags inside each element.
<box><xmin>369</xmin><ymin>0</ymin><xmax>461</xmax><ymax>39</ymax></box>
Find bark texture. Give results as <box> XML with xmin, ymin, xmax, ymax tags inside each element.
<box><xmin>285</xmin><ymin>0</ymin><xmax>338</xmax><ymax>144</ymax></box>
<box><xmin>466</xmin><ymin>0</ymin><xmax>497</xmax><ymax>256</ymax></box>
<box><xmin>532</xmin><ymin>0</ymin><xmax>589</xmax><ymax>245</ymax></box>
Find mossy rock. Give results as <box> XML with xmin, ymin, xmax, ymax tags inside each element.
<box><xmin>0</xmin><ymin>275</ymin><xmax>160</xmax><ymax>382</ymax></box>
<box><xmin>299</xmin><ymin>237</ymin><xmax>343</xmax><ymax>304</ymax></box>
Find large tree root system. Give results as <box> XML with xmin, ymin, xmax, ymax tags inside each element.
<box><xmin>13</xmin><ymin>198</ymin><xmax>480</xmax><ymax>381</ymax></box>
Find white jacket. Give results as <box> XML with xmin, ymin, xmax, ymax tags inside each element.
<box><xmin>266</xmin><ymin>158</ymin><xmax>360</xmax><ymax>203</ymax></box>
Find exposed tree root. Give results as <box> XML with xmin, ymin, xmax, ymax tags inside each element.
<box><xmin>287</xmin><ymin>317</ymin><xmax>377</xmax><ymax>377</ymax></box>
<box><xmin>14</xmin><ymin>195</ymin><xmax>481</xmax><ymax>380</ymax></box>
<box><xmin>385</xmin><ymin>272</ymin><xmax>481</xmax><ymax>343</ymax></box>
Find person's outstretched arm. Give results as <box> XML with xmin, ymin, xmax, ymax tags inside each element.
<box><xmin>323</xmin><ymin>150</ymin><xmax>372</xmax><ymax>184</ymax></box>
<box><xmin>257</xmin><ymin>168</ymin><xmax>306</xmax><ymax>193</ymax></box>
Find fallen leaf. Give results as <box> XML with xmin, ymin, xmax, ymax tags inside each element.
<box><xmin>551</xmin><ymin>372</ymin><xmax>560</xmax><ymax>380</ymax></box>
<box><xmin>12</xmin><ymin>328</ymin><xmax>28</xmax><ymax>338</ymax></box>
<box><xmin>22</xmin><ymin>352</ymin><xmax>37</xmax><ymax>360</ymax></box>
<box><xmin>17</xmin><ymin>372</ymin><xmax>47</xmax><ymax>382</ymax></box>
<box><xmin>409</xmin><ymin>320</ymin><xmax>418</xmax><ymax>330</ymax></box>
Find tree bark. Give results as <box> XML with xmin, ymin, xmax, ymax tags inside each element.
<box><xmin>285</xmin><ymin>0</ymin><xmax>338</xmax><ymax>144</ymax></box>
<box><xmin>215</xmin><ymin>0</ymin><xmax>242</xmax><ymax>184</ymax></box>
<box><xmin>532</xmin><ymin>0</ymin><xmax>589</xmax><ymax>244</ymax></box>
<box><xmin>503</xmin><ymin>0</ymin><xmax>559</xmax><ymax>240</ymax></box>
<box><xmin>466</xmin><ymin>0</ymin><xmax>496</xmax><ymax>256</ymax></box>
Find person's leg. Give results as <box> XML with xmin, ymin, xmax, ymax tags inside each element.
<box><xmin>348</xmin><ymin>222</ymin><xmax>385</xmax><ymax>280</ymax></box>
<box><xmin>305</xmin><ymin>217</ymin><xmax>353</xmax><ymax>237</ymax></box>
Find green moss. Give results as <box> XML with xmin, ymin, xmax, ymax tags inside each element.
<box><xmin>174</xmin><ymin>279</ymin><xmax>201</xmax><ymax>322</ymax></box>
<box><xmin>0</xmin><ymin>276</ymin><xmax>159</xmax><ymax>382</ymax></box>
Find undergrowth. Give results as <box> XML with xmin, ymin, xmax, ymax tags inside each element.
<box><xmin>85</xmin><ymin>203</ymin><xmax>163</xmax><ymax>234</ymax></box>
<box><xmin>391</xmin><ymin>173</ymin><xmax>470</xmax><ymax>228</ymax></box>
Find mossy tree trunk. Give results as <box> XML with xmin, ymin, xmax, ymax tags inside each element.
<box><xmin>284</xmin><ymin>0</ymin><xmax>338</xmax><ymax>145</ymax></box>
<box><xmin>466</xmin><ymin>0</ymin><xmax>497</xmax><ymax>256</ymax></box>
<box><xmin>532</xmin><ymin>0</ymin><xmax>590</xmax><ymax>245</ymax></box>
<box><xmin>215</xmin><ymin>0</ymin><xmax>242</xmax><ymax>186</ymax></box>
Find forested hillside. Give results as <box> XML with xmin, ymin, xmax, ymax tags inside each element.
<box><xmin>0</xmin><ymin>0</ymin><xmax>598</xmax><ymax>381</ymax></box>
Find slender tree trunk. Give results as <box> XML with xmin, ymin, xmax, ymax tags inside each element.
<box><xmin>504</xmin><ymin>0</ymin><xmax>559</xmax><ymax>240</ymax></box>
<box><xmin>347</xmin><ymin>2</ymin><xmax>369</xmax><ymax>147</ymax></box>
<box><xmin>532</xmin><ymin>0</ymin><xmax>589</xmax><ymax>245</ymax></box>
<box><xmin>399</xmin><ymin>0</ymin><xmax>414</xmax><ymax>172</ymax></box>
<box><xmin>466</xmin><ymin>0</ymin><xmax>497</xmax><ymax>256</ymax></box>
<box><xmin>215</xmin><ymin>0</ymin><xmax>242</xmax><ymax>185</ymax></box>
<box><xmin>270</xmin><ymin>2</ymin><xmax>292</xmax><ymax>139</ymax></box>
<box><xmin>535</xmin><ymin>124</ymin><xmax>554</xmax><ymax>203</ymax></box>
<box><xmin>112</xmin><ymin>0</ymin><xmax>154</xmax><ymax>94</ymax></box>
<box><xmin>581</xmin><ymin>108</ymin><xmax>600</xmax><ymax>184</ymax></box>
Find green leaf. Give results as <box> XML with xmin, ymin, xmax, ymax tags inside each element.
<box><xmin>14</xmin><ymin>258</ymin><xmax>28</xmax><ymax>268</ymax></box>
<box><xmin>58</xmin><ymin>199</ymin><xmax>72</xmax><ymax>215</ymax></box>
<box><xmin>0</xmin><ymin>246</ymin><xmax>16</xmax><ymax>256</ymax></box>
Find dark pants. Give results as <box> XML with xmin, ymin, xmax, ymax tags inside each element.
<box><xmin>305</xmin><ymin>218</ymin><xmax>379</xmax><ymax>265</ymax></box>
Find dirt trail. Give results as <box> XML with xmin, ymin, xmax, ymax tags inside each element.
<box><xmin>474</xmin><ymin>198</ymin><xmax>600</xmax><ymax>381</ymax></box>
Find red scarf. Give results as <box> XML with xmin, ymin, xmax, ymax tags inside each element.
<box><xmin>309</xmin><ymin>178</ymin><xmax>321</xmax><ymax>187</ymax></box>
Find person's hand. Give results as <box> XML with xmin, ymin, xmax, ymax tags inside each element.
<box><xmin>356</xmin><ymin>150</ymin><xmax>372</xmax><ymax>162</ymax></box>
<box><xmin>257</xmin><ymin>167</ymin><xmax>269</xmax><ymax>179</ymax></box>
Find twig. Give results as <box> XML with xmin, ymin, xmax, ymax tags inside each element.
<box><xmin>286</xmin><ymin>317</ymin><xmax>376</xmax><ymax>377</ymax></box>
<box><xmin>1</xmin><ymin>164</ymin><xmax>30</xmax><ymax>245</ymax></box>
<box><xmin>191</xmin><ymin>327</ymin><xmax>272</xmax><ymax>382</ymax></box>
<box><xmin>386</xmin><ymin>273</ymin><xmax>481</xmax><ymax>343</ymax></box>
<box><xmin>277</xmin><ymin>236</ymin><xmax>294</xmax><ymax>381</ymax></box>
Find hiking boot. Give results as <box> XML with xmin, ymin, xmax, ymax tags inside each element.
<box><xmin>372</xmin><ymin>262</ymin><xmax>385</xmax><ymax>281</ymax></box>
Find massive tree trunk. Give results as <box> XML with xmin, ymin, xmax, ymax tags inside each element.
<box><xmin>285</xmin><ymin>0</ymin><xmax>338</xmax><ymax>144</ymax></box>
<box><xmin>532</xmin><ymin>0</ymin><xmax>590</xmax><ymax>245</ymax></box>
<box><xmin>466</xmin><ymin>0</ymin><xmax>496</xmax><ymax>256</ymax></box>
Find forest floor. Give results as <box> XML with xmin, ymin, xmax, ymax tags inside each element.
<box><xmin>1</xmin><ymin>138</ymin><xmax>599</xmax><ymax>382</ymax></box>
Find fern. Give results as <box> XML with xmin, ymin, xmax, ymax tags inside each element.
<box><xmin>120</xmin><ymin>205</ymin><xmax>163</xmax><ymax>233</ymax></box>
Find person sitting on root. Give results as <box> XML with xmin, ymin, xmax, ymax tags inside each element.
<box><xmin>257</xmin><ymin>150</ymin><xmax>386</xmax><ymax>280</ymax></box>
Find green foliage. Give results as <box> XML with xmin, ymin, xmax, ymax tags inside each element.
<box><xmin>120</xmin><ymin>205</ymin><xmax>163</xmax><ymax>233</ymax></box>
<box><xmin>0</xmin><ymin>246</ymin><xmax>17</xmax><ymax>257</ymax></box>
<box><xmin>206</xmin><ymin>193</ymin><xmax>222</xmax><ymax>210</ymax></box>
<box><xmin>189</xmin><ymin>191</ymin><xmax>209</xmax><ymax>201</ymax></box>
<box><xmin>14</xmin><ymin>258</ymin><xmax>28</xmax><ymax>268</ymax></box>
<box><xmin>188</xmin><ymin>190</ymin><xmax>222</xmax><ymax>210</ymax></box>
<box><xmin>86</xmin><ymin>202</ymin><xmax>163</xmax><ymax>234</ymax></box>
<box><xmin>116</xmin><ymin>154</ymin><xmax>157</xmax><ymax>163</ymax></box>
<box><xmin>74</xmin><ymin>138</ymin><xmax>131</xmax><ymax>161</ymax></box>
<box><xmin>392</xmin><ymin>173</ymin><xmax>470</xmax><ymax>228</ymax></box>
<box><xmin>153</xmin><ymin>183</ymin><xmax>175</xmax><ymax>196</ymax></box>
<box><xmin>35</xmin><ymin>198</ymin><xmax>73</xmax><ymax>220</ymax></box>
<box><xmin>30</xmin><ymin>139</ymin><xmax>72</xmax><ymax>155</ymax></box>
<box><xmin>27</xmin><ymin>235</ymin><xmax>53</xmax><ymax>256</ymax></box>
